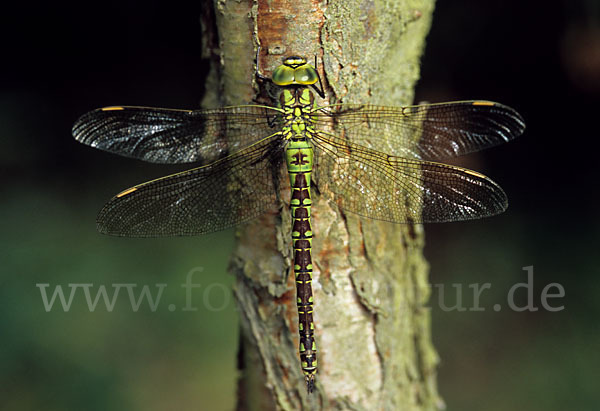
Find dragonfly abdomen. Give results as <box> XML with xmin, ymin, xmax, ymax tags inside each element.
<box><xmin>285</xmin><ymin>138</ymin><xmax>317</xmax><ymax>392</ymax></box>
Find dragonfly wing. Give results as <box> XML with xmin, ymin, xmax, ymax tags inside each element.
<box><xmin>96</xmin><ymin>133</ymin><xmax>285</xmax><ymax>236</ymax></box>
<box><xmin>73</xmin><ymin>105</ymin><xmax>281</xmax><ymax>164</ymax></box>
<box><xmin>313</xmin><ymin>101</ymin><xmax>524</xmax><ymax>160</ymax></box>
<box><xmin>313</xmin><ymin>131</ymin><xmax>507</xmax><ymax>223</ymax></box>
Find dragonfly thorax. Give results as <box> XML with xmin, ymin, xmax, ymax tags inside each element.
<box><xmin>279</xmin><ymin>87</ymin><xmax>314</xmax><ymax>108</ymax></box>
<box><xmin>280</xmin><ymin>88</ymin><xmax>316</xmax><ymax>141</ymax></box>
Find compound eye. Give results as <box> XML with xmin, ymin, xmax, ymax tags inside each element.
<box><xmin>271</xmin><ymin>56</ymin><xmax>319</xmax><ymax>86</ymax></box>
<box><xmin>293</xmin><ymin>66</ymin><xmax>318</xmax><ymax>86</ymax></box>
<box><xmin>272</xmin><ymin>65</ymin><xmax>296</xmax><ymax>86</ymax></box>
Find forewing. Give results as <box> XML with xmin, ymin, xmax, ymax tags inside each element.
<box><xmin>97</xmin><ymin>133</ymin><xmax>285</xmax><ymax>236</ymax></box>
<box><xmin>313</xmin><ymin>132</ymin><xmax>507</xmax><ymax>223</ymax></box>
<box><xmin>73</xmin><ymin>105</ymin><xmax>281</xmax><ymax>164</ymax></box>
<box><xmin>312</xmin><ymin>101</ymin><xmax>524</xmax><ymax>160</ymax></box>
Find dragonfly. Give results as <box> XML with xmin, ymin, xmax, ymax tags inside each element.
<box><xmin>72</xmin><ymin>55</ymin><xmax>525</xmax><ymax>393</ymax></box>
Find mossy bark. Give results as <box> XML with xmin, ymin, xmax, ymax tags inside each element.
<box><xmin>202</xmin><ymin>1</ymin><xmax>442</xmax><ymax>409</ymax></box>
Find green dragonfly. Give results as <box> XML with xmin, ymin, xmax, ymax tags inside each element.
<box><xmin>72</xmin><ymin>56</ymin><xmax>525</xmax><ymax>392</ymax></box>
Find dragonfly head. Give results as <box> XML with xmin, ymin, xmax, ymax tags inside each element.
<box><xmin>272</xmin><ymin>56</ymin><xmax>319</xmax><ymax>87</ymax></box>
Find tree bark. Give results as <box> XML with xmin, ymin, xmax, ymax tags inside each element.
<box><xmin>202</xmin><ymin>1</ymin><xmax>442</xmax><ymax>409</ymax></box>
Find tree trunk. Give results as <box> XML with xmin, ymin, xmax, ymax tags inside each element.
<box><xmin>202</xmin><ymin>1</ymin><xmax>442</xmax><ymax>409</ymax></box>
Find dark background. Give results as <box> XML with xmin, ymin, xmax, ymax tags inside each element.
<box><xmin>1</xmin><ymin>1</ymin><xmax>598</xmax><ymax>410</ymax></box>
